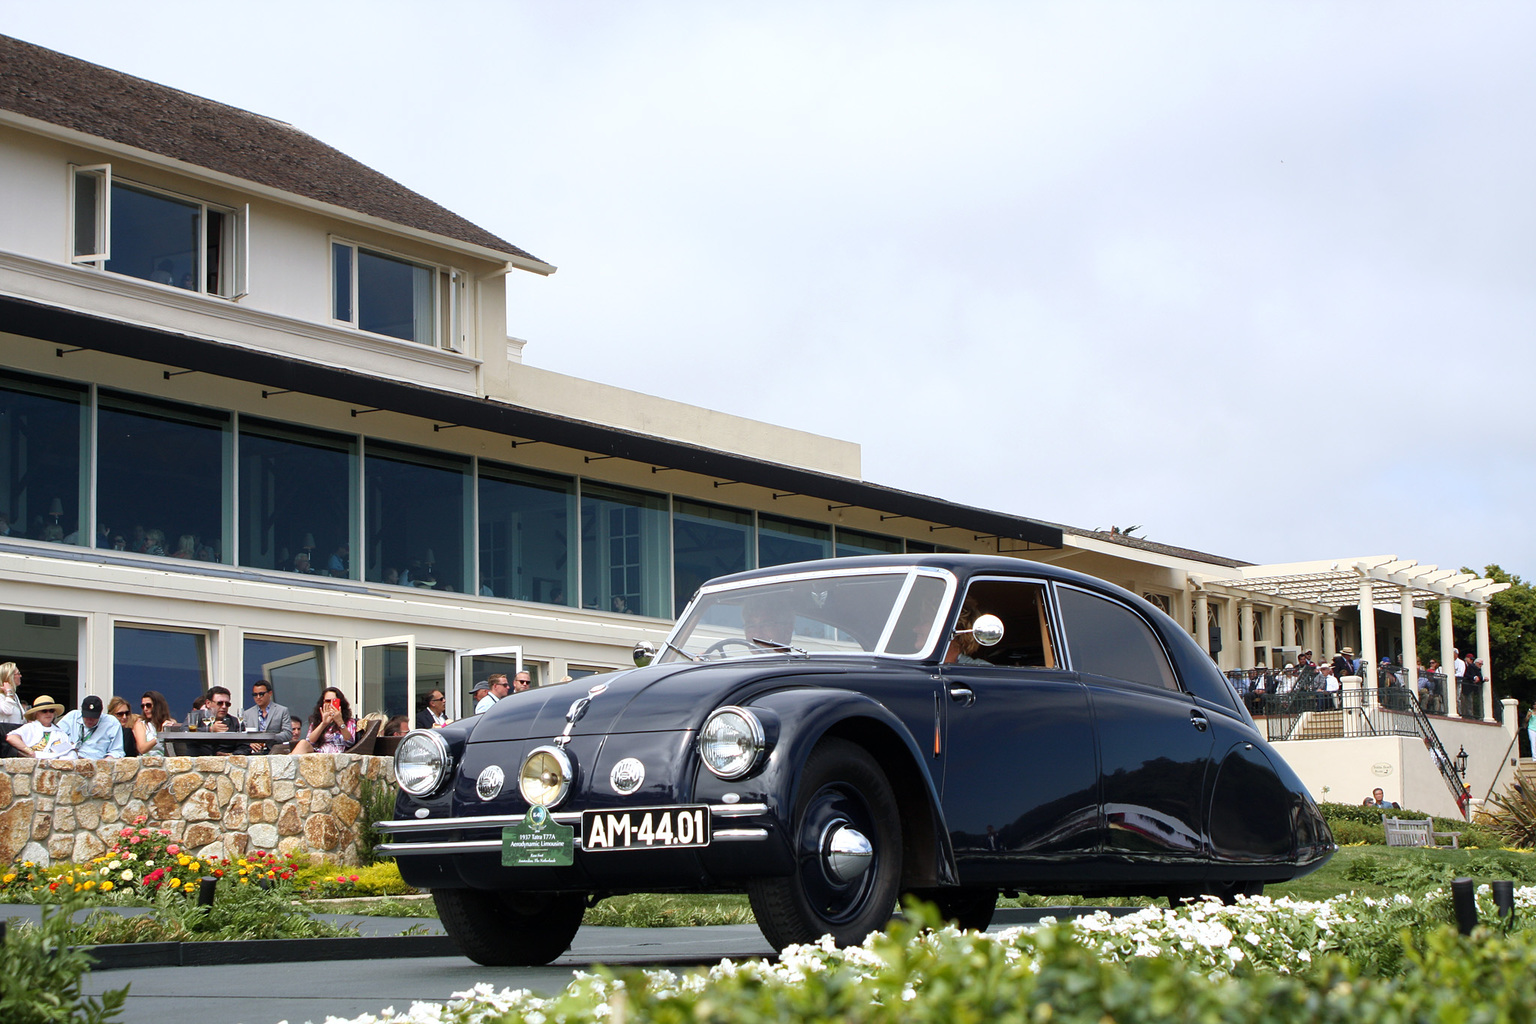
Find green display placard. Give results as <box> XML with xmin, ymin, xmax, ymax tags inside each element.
<box><xmin>502</xmin><ymin>804</ymin><xmax>575</xmax><ymax>867</ymax></box>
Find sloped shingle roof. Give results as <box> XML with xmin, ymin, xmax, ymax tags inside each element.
<box><xmin>0</xmin><ymin>34</ymin><xmax>548</xmax><ymax>267</ymax></box>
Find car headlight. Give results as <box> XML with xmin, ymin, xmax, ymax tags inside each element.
<box><xmin>395</xmin><ymin>730</ymin><xmax>453</xmax><ymax>797</ymax></box>
<box><xmin>519</xmin><ymin>744</ymin><xmax>573</xmax><ymax>807</ymax></box>
<box><xmin>698</xmin><ymin>706</ymin><xmax>765</xmax><ymax>780</ymax></box>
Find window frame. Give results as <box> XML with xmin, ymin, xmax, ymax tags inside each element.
<box><xmin>330</xmin><ymin>236</ymin><xmax>466</xmax><ymax>350</ymax></box>
<box><xmin>68</xmin><ymin>163</ymin><xmax>247</xmax><ymax>299</ymax></box>
<box><xmin>1053</xmin><ymin>582</ymin><xmax>1182</xmax><ymax>694</ymax></box>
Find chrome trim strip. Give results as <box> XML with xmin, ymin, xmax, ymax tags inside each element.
<box><xmin>376</xmin><ymin>825</ymin><xmax>771</xmax><ymax>856</ymax></box>
<box><xmin>712</xmin><ymin>828</ymin><xmax>769</xmax><ymax>841</ymax></box>
<box><xmin>375</xmin><ymin>802</ymin><xmax>767</xmax><ymax>834</ymax></box>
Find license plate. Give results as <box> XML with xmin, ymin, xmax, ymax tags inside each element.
<box><xmin>582</xmin><ymin>805</ymin><xmax>711</xmax><ymax>851</ymax></box>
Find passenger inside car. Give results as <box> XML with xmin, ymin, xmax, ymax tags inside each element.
<box><xmin>944</xmin><ymin>579</ymin><xmax>1056</xmax><ymax>668</ymax></box>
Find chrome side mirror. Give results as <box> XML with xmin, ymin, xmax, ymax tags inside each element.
<box><xmin>633</xmin><ymin>641</ymin><xmax>657</xmax><ymax>668</ymax></box>
<box><xmin>956</xmin><ymin>614</ymin><xmax>1005</xmax><ymax>647</ymax></box>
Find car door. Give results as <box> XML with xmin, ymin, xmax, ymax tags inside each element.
<box><xmin>938</xmin><ymin>577</ymin><xmax>1099</xmax><ymax>879</ymax></box>
<box><xmin>1055</xmin><ymin>584</ymin><xmax>1214</xmax><ymax>865</ymax></box>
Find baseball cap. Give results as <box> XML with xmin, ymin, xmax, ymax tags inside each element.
<box><xmin>81</xmin><ymin>695</ymin><xmax>104</xmax><ymax>716</ymax></box>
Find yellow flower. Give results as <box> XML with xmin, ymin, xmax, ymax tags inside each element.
<box><xmin>191</xmin><ymin>861</ymin><xmax>201</xmax><ymax>872</ymax></box>
<box><xmin>239</xmin><ymin>877</ymin><xmax>249</xmax><ymax>885</ymax></box>
<box><xmin>100</xmin><ymin>881</ymin><xmax>114</xmax><ymax>892</ymax></box>
<box><xmin>3</xmin><ymin>873</ymin><xmax>16</xmax><ymax>884</ymax></box>
<box><xmin>177</xmin><ymin>854</ymin><xmax>190</xmax><ymax>866</ymax></box>
<box><xmin>83</xmin><ymin>880</ymin><xmax>96</xmax><ymax>890</ymax></box>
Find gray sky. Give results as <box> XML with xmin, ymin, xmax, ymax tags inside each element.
<box><xmin>7</xmin><ymin>1</ymin><xmax>1533</xmax><ymax>579</ymax></box>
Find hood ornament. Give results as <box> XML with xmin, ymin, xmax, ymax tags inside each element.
<box><xmin>555</xmin><ymin>682</ymin><xmax>611</xmax><ymax>747</ymax></box>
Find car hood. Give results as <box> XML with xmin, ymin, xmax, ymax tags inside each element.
<box><xmin>465</xmin><ymin>658</ymin><xmax>856</xmax><ymax>743</ymax></box>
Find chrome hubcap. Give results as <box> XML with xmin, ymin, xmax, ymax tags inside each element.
<box><xmin>821</xmin><ymin>821</ymin><xmax>873</xmax><ymax>883</ymax></box>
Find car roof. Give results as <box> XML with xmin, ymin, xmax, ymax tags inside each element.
<box><xmin>706</xmin><ymin>553</ymin><xmax>1131</xmax><ymax>602</ymax></box>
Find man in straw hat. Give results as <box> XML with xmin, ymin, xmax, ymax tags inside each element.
<box><xmin>5</xmin><ymin>695</ymin><xmax>78</xmax><ymax>759</ymax></box>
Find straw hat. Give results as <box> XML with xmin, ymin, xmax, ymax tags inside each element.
<box><xmin>24</xmin><ymin>694</ymin><xmax>65</xmax><ymax>719</ymax></box>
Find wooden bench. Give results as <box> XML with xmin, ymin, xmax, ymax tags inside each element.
<box><xmin>1384</xmin><ymin>816</ymin><xmax>1461</xmax><ymax>849</ymax></box>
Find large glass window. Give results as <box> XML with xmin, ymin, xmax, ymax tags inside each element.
<box><xmin>72</xmin><ymin>169</ymin><xmax>240</xmax><ymax>296</ymax></box>
<box><xmin>238</xmin><ymin>419</ymin><xmax>356</xmax><ymax>577</ymax></box>
<box><xmin>364</xmin><ymin>442</ymin><xmax>469</xmax><ymax>591</ymax></box>
<box><xmin>672</xmin><ymin>499</ymin><xmax>753</xmax><ymax>615</ymax></box>
<box><xmin>478</xmin><ymin>463</ymin><xmax>575</xmax><ymax>603</ymax></box>
<box><xmin>835</xmin><ymin>528</ymin><xmax>904</xmax><ymax>558</ymax></box>
<box><xmin>759</xmin><ymin>514</ymin><xmax>832</xmax><ymax>568</ymax></box>
<box><xmin>115</xmin><ymin>625</ymin><xmax>209</xmax><ymax>720</ymax></box>
<box><xmin>580</xmin><ymin>482</ymin><xmax>670</xmax><ymax>617</ymax></box>
<box><xmin>97</xmin><ymin>392</ymin><xmax>228</xmax><ymax>562</ymax></box>
<box><xmin>0</xmin><ymin>372</ymin><xmax>87</xmax><ymax>546</ymax></box>
<box><xmin>333</xmin><ymin>241</ymin><xmax>441</xmax><ymax>345</ymax></box>
<box><xmin>243</xmin><ymin>637</ymin><xmax>327</xmax><ymax>725</ymax></box>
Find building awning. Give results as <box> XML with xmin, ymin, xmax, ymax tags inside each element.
<box><xmin>2</xmin><ymin>294</ymin><xmax>1063</xmax><ymax>549</ymax></box>
<box><xmin>1194</xmin><ymin>556</ymin><xmax>1510</xmax><ymax>609</ymax></box>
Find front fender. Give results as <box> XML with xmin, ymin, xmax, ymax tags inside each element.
<box><xmin>746</xmin><ymin>687</ymin><xmax>958</xmax><ymax>888</ymax></box>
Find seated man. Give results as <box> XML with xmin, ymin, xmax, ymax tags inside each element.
<box><xmin>58</xmin><ymin>695</ymin><xmax>124</xmax><ymax>758</ymax></box>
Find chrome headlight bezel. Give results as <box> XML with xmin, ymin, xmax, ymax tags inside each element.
<box><xmin>519</xmin><ymin>743</ymin><xmax>574</xmax><ymax>807</ymax></box>
<box><xmin>698</xmin><ymin>706</ymin><xmax>766</xmax><ymax>780</ymax></box>
<box><xmin>395</xmin><ymin>729</ymin><xmax>454</xmax><ymax>797</ymax></box>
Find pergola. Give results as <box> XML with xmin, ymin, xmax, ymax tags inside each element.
<box><xmin>1189</xmin><ymin>556</ymin><xmax>1510</xmax><ymax>720</ymax></box>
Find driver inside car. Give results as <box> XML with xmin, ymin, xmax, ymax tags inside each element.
<box><xmin>740</xmin><ymin>594</ymin><xmax>796</xmax><ymax>651</ymax></box>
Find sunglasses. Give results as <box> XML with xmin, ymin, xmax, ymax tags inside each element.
<box><xmin>141</xmin><ymin>702</ymin><xmax>154</xmax><ymax>709</ymax></box>
<box><xmin>212</xmin><ymin>700</ymin><xmax>231</xmax><ymax>707</ymax></box>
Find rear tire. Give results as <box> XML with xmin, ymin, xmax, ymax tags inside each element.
<box><xmin>433</xmin><ymin>888</ymin><xmax>585</xmax><ymax>966</ymax></box>
<box><xmin>749</xmin><ymin>738</ymin><xmax>902</xmax><ymax>951</ymax></box>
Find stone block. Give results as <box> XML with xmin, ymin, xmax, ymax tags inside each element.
<box><xmin>226</xmin><ymin>832</ymin><xmax>250</xmax><ymax>857</ymax></box>
<box><xmin>272</xmin><ymin>780</ymin><xmax>295</xmax><ymax>801</ymax></box>
<box><xmin>276</xmin><ymin>836</ymin><xmax>303</xmax><ymax>857</ymax></box>
<box><xmin>215</xmin><ymin>775</ymin><xmax>235</xmax><ymax>806</ymax></box>
<box><xmin>55</xmin><ymin>807</ymin><xmax>75</xmax><ymax>832</ymax></box>
<box><xmin>248</xmin><ymin>823</ymin><xmax>279</xmax><ymax>849</ymax></box>
<box><xmin>57</xmin><ymin>774</ymin><xmax>92</xmax><ymax>806</ymax></box>
<box><xmin>331</xmin><ymin>793</ymin><xmax>362</xmax><ymax>827</ymax></box>
<box><xmin>193</xmin><ymin>756</ymin><xmax>228</xmax><ymax>773</ymax></box>
<box><xmin>76</xmin><ymin>802</ymin><xmax>101</xmax><ymax>831</ymax></box>
<box><xmin>20</xmin><ymin>840</ymin><xmax>49</xmax><ymax>866</ymax></box>
<box><xmin>150</xmin><ymin>789</ymin><xmax>178</xmax><ymax>820</ymax></box>
<box><xmin>113</xmin><ymin>782</ymin><xmax>132</xmax><ymax>803</ymax></box>
<box><xmin>336</xmin><ymin>760</ymin><xmax>361</xmax><ymax>793</ymax></box>
<box><xmin>277</xmin><ymin>804</ymin><xmax>302</xmax><ymax>836</ymax></box>
<box><xmin>184</xmin><ymin>822</ymin><xmax>220</xmax><ymax>848</ymax></box>
<box><xmin>269</xmin><ymin>756</ymin><xmax>296</xmax><ymax>781</ymax></box>
<box><xmin>170</xmin><ymin>772</ymin><xmax>204</xmax><ymax>802</ymax></box>
<box><xmin>162</xmin><ymin>757</ymin><xmax>192</xmax><ymax>773</ymax></box>
<box><xmin>10</xmin><ymin>773</ymin><xmax>30</xmax><ymax>797</ymax></box>
<box><xmin>302</xmin><ymin>813</ymin><xmax>345</xmax><ymax>851</ymax></box>
<box><xmin>224</xmin><ymin>795</ymin><xmax>247</xmax><ymax>830</ymax></box>
<box><xmin>113</xmin><ymin>759</ymin><xmax>139</xmax><ymax>782</ymax></box>
<box><xmin>132</xmin><ymin>768</ymin><xmax>169</xmax><ymax>800</ymax></box>
<box><xmin>47</xmin><ymin>833</ymin><xmax>73</xmax><ymax>861</ymax></box>
<box><xmin>34</xmin><ymin>770</ymin><xmax>58</xmax><ymax>796</ymax></box>
<box><xmin>71</xmin><ymin>831</ymin><xmax>107</xmax><ymax>863</ymax></box>
<box><xmin>31</xmin><ymin>812</ymin><xmax>52</xmax><ymax>841</ymax></box>
<box><xmin>0</xmin><ymin>771</ymin><xmax>12</xmax><ymax>806</ymax></box>
<box><xmin>0</xmin><ymin>803</ymin><xmax>34</xmax><ymax>864</ymax></box>
<box><xmin>100</xmin><ymin>802</ymin><xmax>120</xmax><ymax>825</ymax></box>
<box><xmin>182</xmin><ymin>790</ymin><xmax>220</xmax><ymax>822</ymax></box>
<box><xmin>196</xmin><ymin>839</ymin><xmax>228</xmax><ymax>861</ymax></box>
<box><xmin>89</xmin><ymin>771</ymin><xmax>115</xmax><ymax>799</ymax></box>
<box><xmin>246</xmin><ymin>760</ymin><xmax>273</xmax><ymax>798</ymax></box>
<box><xmin>297</xmin><ymin>757</ymin><xmax>335</xmax><ymax>789</ymax></box>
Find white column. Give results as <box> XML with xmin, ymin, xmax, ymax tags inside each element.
<box><xmin>1177</xmin><ymin>584</ymin><xmax>1193</xmax><ymax>640</ymax></box>
<box><xmin>1440</xmin><ymin>597</ymin><xmax>1458</xmax><ymax>718</ymax></box>
<box><xmin>1195</xmin><ymin>592</ymin><xmax>1210</xmax><ymax>658</ymax></box>
<box><xmin>1359</xmin><ymin>579</ymin><xmax>1378</xmax><ymax>690</ymax></box>
<box><xmin>1239</xmin><ymin>600</ymin><xmax>1255</xmax><ymax>670</ymax></box>
<box><xmin>1281</xmin><ymin>608</ymin><xmax>1296</xmax><ymax>656</ymax></box>
<box><xmin>1400</xmin><ymin>589</ymin><xmax>1417</xmax><ymax>693</ymax></box>
<box><xmin>1221</xmin><ymin>599</ymin><xmax>1238</xmax><ymax>671</ymax></box>
<box><xmin>1477</xmin><ymin>603</ymin><xmax>1494</xmax><ymax>722</ymax></box>
<box><xmin>1323</xmin><ymin>614</ymin><xmax>1336</xmax><ymax>661</ymax></box>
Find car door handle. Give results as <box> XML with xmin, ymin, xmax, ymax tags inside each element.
<box><xmin>1190</xmin><ymin>709</ymin><xmax>1209</xmax><ymax>732</ymax></box>
<box><xmin>948</xmin><ymin>685</ymin><xmax>975</xmax><ymax>707</ymax></box>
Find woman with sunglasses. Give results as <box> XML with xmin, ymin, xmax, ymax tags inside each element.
<box><xmin>0</xmin><ymin>662</ymin><xmax>23</xmax><ymax>725</ymax></box>
<box><xmin>133</xmin><ymin>690</ymin><xmax>176</xmax><ymax>755</ymax></box>
<box><xmin>292</xmin><ymin>686</ymin><xmax>355</xmax><ymax>754</ymax></box>
<box><xmin>106</xmin><ymin>695</ymin><xmax>138</xmax><ymax>751</ymax></box>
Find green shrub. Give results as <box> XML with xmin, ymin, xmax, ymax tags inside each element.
<box><xmin>0</xmin><ymin>897</ymin><xmax>128</xmax><ymax>1024</ymax></box>
<box><xmin>355</xmin><ymin>774</ymin><xmax>399</xmax><ymax>866</ymax></box>
<box><xmin>1328</xmin><ymin>819</ymin><xmax>1384</xmax><ymax>845</ymax></box>
<box><xmin>294</xmin><ymin>858</ymin><xmax>415</xmax><ymax>897</ymax></box>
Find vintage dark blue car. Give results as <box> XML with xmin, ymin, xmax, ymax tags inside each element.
<box><xmin>379</xmin><ymin>554</ymin><xmax>1333</xmax><ymax>965</ymax></box>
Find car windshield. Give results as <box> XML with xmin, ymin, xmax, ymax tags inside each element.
<box><xmin>662</xmin><ymin>568</ymin><xmax>954</xmax><ymax>662</ymax></box>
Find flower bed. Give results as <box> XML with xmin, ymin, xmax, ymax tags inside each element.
<box><xmin>302</xmin><ymin>887</ymin><xmax>1536</xmax><ymax>1024</ymax></box>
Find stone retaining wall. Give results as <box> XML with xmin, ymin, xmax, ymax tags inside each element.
<box><xmin>0</xmin><ymin>753</ymin><xmax>396</xmax><ymax>867</ymax></box>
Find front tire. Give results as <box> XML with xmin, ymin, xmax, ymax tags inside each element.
<box><xmin>749</xmin><ymin>738</ymin><xmax>902</xmax><ymax>950</ymax></box>
<box><xmin>433</xmin><ymin>888</ymin><xmax>585</xmax><ymax>966</ymax></box>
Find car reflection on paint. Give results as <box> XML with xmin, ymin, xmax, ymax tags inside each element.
<box><xmin>378</xmin><ymin>554</ymin><xmax>1334</xmax><ymax>966</ymax></box>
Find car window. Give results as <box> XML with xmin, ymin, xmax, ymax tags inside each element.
<box><xmin>1056</xmin><ymin>586</ymin><xmax>1179</xmax><ymax>692</ymax></box>
<box><xmin>944</xmin><ymin>579</ymin><xmax>1058</xmax><ymax>668</ymax></box>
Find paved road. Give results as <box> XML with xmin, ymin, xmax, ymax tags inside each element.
<box><xmin>80</xmin><ymin>923</ymin><xmax>780</xmax><ymax>1024</ymax></box>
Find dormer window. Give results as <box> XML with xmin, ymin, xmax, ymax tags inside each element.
<box><xmin>70</xmin><ymin>165</ymin><xmax>246</xmax><ymax>298</ymax></box>
<box><xmin>332</xmin><ymin>240</ymin><xmax>466</xmax><ymax>350</ymax></box>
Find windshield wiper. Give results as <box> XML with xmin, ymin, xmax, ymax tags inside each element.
<box><xmin>747</xmin><ymin>636</ymin><xmax>808</xmax><ymax>656</ymax></box>
<box><xmin>665</xmin><ymin>639</ymin><xmax>701</xmax><ymax>662</ymax></box>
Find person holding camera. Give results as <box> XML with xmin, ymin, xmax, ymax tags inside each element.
<box><xmin>293</xmin><ymin>687</ymin><xmax>355</xmax><ymax>754</ymax></box>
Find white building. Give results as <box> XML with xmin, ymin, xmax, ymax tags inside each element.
<box><xmin>0</xmin><ymin>35</ymin><xmax>1513</xmax><ymax>818</ymax></box>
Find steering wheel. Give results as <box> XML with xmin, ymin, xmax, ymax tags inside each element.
<box><xmin>703</xmin><ymin>637</ymin><xmax>756</xmax><ymax>658</ymax></box>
